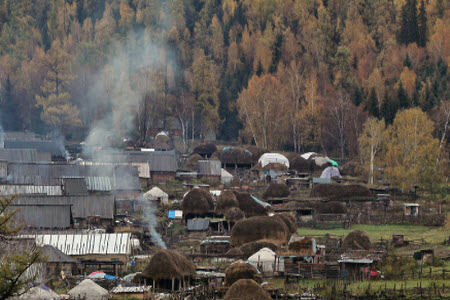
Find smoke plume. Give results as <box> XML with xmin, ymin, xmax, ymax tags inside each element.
<box><xmin>144</xmin><ymin>201</ymin><xmax>167</xmax><ymax>249</ymax></box>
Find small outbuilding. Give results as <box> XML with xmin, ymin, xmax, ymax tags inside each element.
<box><xmin>247</xmin><ymin>247</ymin><xmax>284</xmax><ymax>276</ymax></box>
<box><xmin>110</xmin><ymin>285</ymin><xmax>152</xmax><ymax>299</ymax></box>
<box><xmin>404</xmin><ymin>203</ymin><xmax>420</xmax><ymax>217</ymax></box>
<box><xmin>144</xmin><ymin>187</ymin><xmax>169</xmax><ymax>205</ymax></box>
<box><xmin>221</xmin><ymin>168</ymin><xmax>234</xmax><ymax>184</ymax></box>
<box><xmin>320</xmin><ymin>166</ymin><xmax>341</xmax><ymax>179</ymax></box>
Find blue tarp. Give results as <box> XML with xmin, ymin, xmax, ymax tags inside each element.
<box><xmin>168</xmin><ymin>210</ymin><xmax>176</xmax><ymax>219</ymax></box>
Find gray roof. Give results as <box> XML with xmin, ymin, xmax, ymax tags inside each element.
<box><xmin>0</xmin><ymin>184</ymin><xmax>63</xmax><ymax>196</ymax></box>
<box><xmin>0</xmin><ymin>149</ymin><xmax>51</xmax><ymax>162</ymax></box>
<box><xmin>4</xmin><ymin>140</ymin><xmax>66</xmax><ymax>157</ymax></box>
<box><xmin>62</xmin><ymin>178</ymin><xmax>88</xmax><ymax>195</ymax></box>
<box><xmin>15</xmin><ymin>195</ymin><xmax>114</xmax><ymax>219</ymax></box>
<box><xmin>41</xmin><ymin>245</ymin><xmax>76</xmax><ymax>263</ymax></box>
<box><xmin>187</xmin><ymin>219</ymin><xmax>210</xmax><ymax>231</ymax></box>
<box><xmin>9</xmin><ymin>203</ymin><xmax>72</xmax><ymax>228</ymax></box>
<box><xmin>198</xmin><ymin>160</ymin><xmax>221</xmax><ymax>176</ymax></box>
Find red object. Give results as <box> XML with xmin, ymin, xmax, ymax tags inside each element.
<box><xmin>365</xmin><ymin>268</ymin><xmax>379</xmax><ymax>278</ymax></box>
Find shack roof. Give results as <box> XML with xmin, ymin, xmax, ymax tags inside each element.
<box><xmin>0</xmin><ymin>149</ymin><xmax>51</xmax><ymax>162</ymax></box>
<box><xmin>187</xmin><ymin>219</ymin><xmax>210</xmax><ymax>231</ymax></box>
<box><xmin>41</xmin><ymin>245</ymin><xmax>76</xmax><ymax>263</ymax></box>
<box><xmin>144</xmin><ymin>186</ymin><xmax>168</xmax><ymax>198</ymax></box>
<box><xmin>15</xmin><ymin>194</ymin><xmax>114</xmax><ymax>219</ymax></box>
<box><xmin>29</xmin><ymin>233</ymin><xmax>132</xmax><ymax>255</ymax></box>
<box><xmin>4</xmin><ymin>140</ymin><xmax>66</xmax><ymax>157</ymax></box>
<box><xmin>198</xmin><ymin>160</ymin><xmax>221</xmax><ymax>176</ymax></box>
<box><xmin>62</xmin><ymin>178</ymin><xmax>88</xmax><ymax>195</ymax></box>
<box><xmin>9</xmin><ymin>203</ymin><xmax>72</xmax><ymax>228</ymax></box>
<box><xmin>0</xmin><ymin>184</ymin><xmax>62</xmax><ymax>196</ymax></box>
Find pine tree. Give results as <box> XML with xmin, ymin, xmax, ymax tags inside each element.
<box><xmin>1</xmin><ymin>75</ymin><xmax>21</xmax><ymax>130</ymax></box>
<box><xmin>367</xmin><ymin>89</ymin><xmax>380</xmax><ymax>118</ymax></box>
<box><xmin>399</xmin><ymin>0</ymin><xmax>419</xmax><ymax>45</ymax></box>
<box><xmin>398</xmin><ymin>82</ymin><xmax>410</xmax><ymax>109</ymax></box>
<box><xmin>417</xmin><ymin>0</ymin><xmax>427</xmax><ymax>47</ymax></box>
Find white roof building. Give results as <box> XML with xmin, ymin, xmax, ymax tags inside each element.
<box><xmin>258</xmin><ymin>153</ymin><xmax>290</xmax><ymax>168</ymax></box>
<box><xmin>143</xmin><ymin>186</ymin><xmax>169</xmax><ymax>204</ymax></box>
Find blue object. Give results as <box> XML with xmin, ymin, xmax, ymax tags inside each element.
<box><xmin>168</xmin><ymin>211</ymin><xmax>176</xmax><ymax>219</ymax></box>
<box><xmin>104</xmin><ymin>274</ymin><xmax>117</xmax><ymax>280</ymax></box>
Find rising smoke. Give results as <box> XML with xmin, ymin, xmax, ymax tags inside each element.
<box><xmin>144</xmin><ymin>200</ymin><xmax>167</xmax><ymax>249</ymax></box>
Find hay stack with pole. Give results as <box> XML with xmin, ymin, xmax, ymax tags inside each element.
<box><xmin>224</xmin><ymin>279</ymin><xmax>272</xmax><ymax>300</ymax></box>
<box><xmin>225</xmin><ymin>207</ymin><xmax>245</xmax><ymax>232</ymax></box>
<box><xmin>225</xmin><ymin>263</ymin><xmax>262</xmax><ymax>286</ymax></box>
<box><xmin>290</xmin><ymin>154</ymin><xmax>315</xmax><ymax>173</ymax></box>
<box><xmin>184</xmin><ymin>153</ymin><xmax>203</xmax><ymax>170</ymax></box>
<box><xmin>342</xmin><ymin>230</ymin><xmax>372</xmax><ymax>250</ymax></box>
<box><xmin>317</xmin><ymin>201</ymin><xmax>347</xmax><ymax>214</ymax></box>
<box><xmin>142</xmin><ymin>249</ymin><xmax>196</xmax><ymax>291</ymax></box>
<box><xmin>288</xmin><ymin>237</ymin><xmax>315</xmax><ymax>256</ymax></box>
<box><xmin>230</xmin><ymin>216</ymin><xmax>290</xmax><ymax>246</ymax></box>
<box><xmin>216</xmin><ymin>191</ymin><xmax>239</xmax><ymax>214</ymax></box>
<box><xmin>193</xmin><ymin>143</ymin><xmax>217</xmax><ymax>158</ymax></box>
<box><xmin>181</xmin><ymin>188</ymin><xmax>214</xmax><ymax>217</ymax></box>
<box><xmin>225</xmin><ymin>247</ymin><xmax>245</xmax><ymax>257</ymax></box>
<box><xmin>239</xmin><ymin>241</ymin><xmax>278</xmax><ymax>258</ymax></box>
<box><xmin>310</xmin><ymin>184</ymin><xmax>371</xmax><ymax>200</ymax></box>
<box><xmin>262</xmin><ymin>183</ymin><xmax>290</xmax><ymax>199</ymax></box>
<box><xmin>232</xmin><ymin>191</ymin><xmax>267</xmax><ymax>217</ymax></box>
<box><xmin>272</xmin><ymin>213</ymin><xmax>297</xmax><ymax>234</ymax></box>
<box><xmin>211</xmin><ymin>148</ymin><xmax>253</xmax><ymax>167</ymax></box>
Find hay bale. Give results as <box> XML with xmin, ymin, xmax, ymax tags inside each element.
<box><xmin>340</xmin><ymin>161</ymin><xmax>363</xmax><ymax>177</ymax></box>
<box><xmin>246</xmin><ymin>146</ymin><xmax>268</xmax><ymax>164</ymax></box>
<box><xmin>225</xmin><ymin>247</ymin><xmax>244</xmax><ymax>256</ymax></box>
<box><xmin>310</xmin><ymin>184</ymin><xmax>371</xmax><ymax>200</ymax></box>
<box><xmin>239</xmin><ymin>241</ymin><xmax>278</xmax><ymax>258</ymax></box>
<box><xmin>273</xmin><ymin>213</ymin><xmax>297</xmax><ymax>234</ymax></box>
<box><xmin>317</xmin><ymin>201</ymin><xmax>347</xmax><ymax>214</ymax></box>
<box><xmin>290</xmin><ymin>155</ymin><xmax>314</xmax><ymax>173</ymax></box>
<box><xmin>262</xmin><ymin>183</ymin><xmax>290</xmax><ymax>199</ymax></box>
<box><xmin>255</xmin><ymin>162</ymin><xmax>288</xmax><ymax>171</ymax></box>
<box><xmin>225</xmin><ymin>207</ymin><xmax>245</xmax><ymax>222</ymax></box>
<box><xmin>225</xmin><ymin>263</ymin><xmax>261</xmax><ymax>286</ymax></box>
<box><xmin>182</xmin><ymin>188</ymin><xmax>214</xmax><ymax>215</ymax></box>
<box><xmin>230</xmin><ymin>216</ymin><xmax>289</xmax><ymax>246</ymax></box>
<box><xmin>153</xmin><ymin>133</ymin><xmax>174</xmax><ymax>150</ymax></box>
<box><xmin>288</xmin><ymin>237</ymin><xmax>314</xmax><ymax>255</ymax></box>
<box><xmin>216</xmin><ymin>191</ymin><xmax>239</xmax><ymax>214</ymax></box>
<box><xmin>193</xmin><ymin>143</ymin><xmax>217</xmax><ymax>157</ymax></box>
<box><xmin>184</xmin><ymin>153</ymin><xmax>203</xmax><ymax>170</ymax></box>
<box><xmin>232</xmin><ymin>191</ymin><xmax>267</xmax><ymax>217</ymax></box>
<box><xmin>342</xmin><ymin>230</ymin><xmax>372</xmax><ymax>250</ymax></box>
<box><xmin>142</xmin><ymin>250</ymin><xmax>196</xmax><ymax>280</ymax></box>
<box><xmin>211</xmin><ymin>148</ymin><xmax>252</xmax><ymax>165</ymax></box>
<box><xmin>224</xmin><ymin>279</ymin><xmax>272</xmax><ymax>300</ymax></box>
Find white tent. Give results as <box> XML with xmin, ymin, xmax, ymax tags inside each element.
<box><xmin>320</xmin><ymin>166</ymin><xmax>341</xmax><ymax>179</ymax></box>
<box><xmin>68</xmin><ymin>279</ymin><xmax>109</xmax><ymax>300</ymax></box>
<box><xmin>221</xmin><ymin>168</ymin><xmax>233</xmax><ymax>184</ymax></box>
<box><xmin>247</xmin><ymin>247</ymin><xmax>284</xmax><ymax>275</ymax></box>
<box><xmin>301</xmin><ymin>152</ymin><xmax>317</xmax><ymax>160</ymax></box>
<box><xmin>258</xmin><ymin>153</ymin><xmax>289</xmax><ymax>168</ymax></box>
<box><xmin>14</xmin><ymin>286</ymin><xmax>60</xmax><ymax>300</ymax></box>
<box><xmin>143</xmin><ymin>187</ymin><xmax>169</xmax><ymax>205</ymax></box>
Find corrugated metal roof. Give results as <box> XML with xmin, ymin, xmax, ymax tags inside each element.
<box><xmin>78</xmin><ymin>161</ymin><xmax>150</xmax><ymax>179</ymax></box>
<box><xmin>198</xmin><ymin>160</ymin><xmax>221</xmax><ymax>176</ymax></box>
<box><xmin>4</xmin><ymin>140</ymin><xmax>66</xmax><ymax>157</ymax></box>
<box><xmin>187</xmin><ymin>219</ymin><xmax>210</xmax><ymax>231</ymax></box>
<box><xmin>0</xmin><ymin>161</ymin><xmax>7</xmax><ymax>178</ymax></box>
<box><xmin>0</xmin><ymin>184</ymin><xmax>63</xmax><ymax>196</ymax></box>
<box><xmin>31</xmin><ymin>233</ymin><xmax>131</xmax><ymax>255</ymax></box>
<box><xmin>62</xmin><ymin>178</ymin><xmax>88</xmax><ymax>195</ymax></box>
<box><xmin>111</xmin><ymin>286</ymin><xmax>152</xmax><ymax>293</ymax></box>
<box><xmin>9</xmin><ymin>204</ymin><xmax>71</xmax><ymax>228</ymax></box>
<box><xmin>0</xmin><ymin>149</ymin><xmax>51</xmax><ymax>162</ymax></box>
<box><xmin>15</xmin><ymin>195</ymin><xmax>114</xmax><ymax>219</ymax></box>
<box><xmin>84</xmin><ymin>176</ymin><xmax>112</xmax><ymax>191</ymax></box>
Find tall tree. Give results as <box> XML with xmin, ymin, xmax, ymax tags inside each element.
<box><xmin>417</xmin><ymin>0</ymin><xmax>427</xmax><ymax>47</ymax></box>
<box><xmin>399</xmin><ymin>0</ymin><xmax>419</xmax><ymax>45</ymax></box>
<box><xmin>359</xmin><ymin>117</ymin><xmax>387</xmax><ymax>185</ymax></box>
<box><xmin>386</xmin><ymin>107</ymin><xmax>442</xmax><ymax>190</ymax></box>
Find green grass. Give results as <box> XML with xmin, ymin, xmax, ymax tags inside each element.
<box><xmin>346</xmin><ymin>279</ymin><xmax>449</xmax><ymax>294</ymax></box>
<box><xmin>297</xmin><ymin>224</ymin><xmax>449</xmax><ymax>244</ymax></box>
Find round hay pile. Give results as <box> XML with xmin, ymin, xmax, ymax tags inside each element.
<box><xmin>232</xmin><ymin>191</ymin><xmax>267</xmax><ymax>217</ymax></box>
<box><xmin>230</xmin><ymin>216</ymin><xmax>289</xmax><ymax>246</ymax></box>
<box><xmin>224</xmin><ymin>279</ymin><xmax>271</xmax><ymax>300</ymax></box>
<box><xmin>246</xmin><ymin>146</ymin><xmax>268</xmax><ymax>164</ymax></box>
<box><xmin>225</xmin><ymin>247</ymin><xmax>244</xmax><ymax>256</ymax></box>
<box><xmin>290</xmin><ymin>155</ymin><xmax>314</xmax><ymax>172</ymax></box>
<box><xmin>273</xmin><ymin>213</ymin><xmax>297</xmax><ymax>234</ymax></box>
<box><xmin>262</xmin><ymin>183</ymin><xmax>290</xmax><ymax>199</ymax></box>
<box><xmin>342</xmin><ymin>230</ymin><xmax>372</xmax><ymax>250</ymax></box>
<box><xmin>340</xmin><ymin>161</ymin><xmax>363</xmax><ymax>177</ymax></box>
<box><xmin>317</xmin><ymin>201</ymin><xmax>347</xmax><ymax>214</ymax></box>
<box><xmin>153</xmin><ymin>133</ymin><xmax>174</xmax><ymax>150</ymax></box>
<box><xmin>211</xmin><ymin>148</ymin><xmax>252</xmax><ymax>165</ymax></box>
<box><xmin>181</xmin><ymin>188</ymin><xmax>214</xmax><ymax>215</ymax></box>
<box><xmin>239</xmin><ymin>241</ymin><xmax>278</xmax><ymax>258</ymax></box>
<box><xmin>255</xmin><ymin>162</ymin><xmax>288</xmax><ymax>171</ymax></box>
<box><xmin>142</xmin><ymin>250</ymin><xmax>195</xmax><ymax>280</ymax></box>
<box><xmin>216</xmin><ymin>191</ymin><xmax>239</xmax><ymax>214</ymax></box>
<box><xmin>225</xmin><ymin>263</ymin><xmax>261</xmax><ymax>286</ymax></box>
<box><xmin>310</xmin><ymin>184</ymin><xmax>371</xmax><ymax>200</ymax></box>
<box><xmin>184</xmin><ymin>154</ymin><xmax>203</xmax><ymax>170</ymax></box>
<box><xmin>288</xmin><ymin>237</ymin><xmax>314</xmax><ymax>255</ymax></box>
<box><xmin>225</xmin><ymin>207</ymin><xmax>245</xmax><ymax>222</ymax></box>
<box><xmin>193</xmin><ymin>143</ymin><xmax>217</xmax><ymax>158</ymax></box>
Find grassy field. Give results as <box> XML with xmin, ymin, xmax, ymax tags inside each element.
<box><xmin>297</xmin><ymin>224</ymin><xmax>449</xmax><ymax>244</ymax></box>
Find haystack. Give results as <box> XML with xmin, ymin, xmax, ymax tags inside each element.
<box><xmin>16</xmin><ymin>285</ymin><xmax>59</xmax><ymax>300</ymax></box>
<box><xmin>288</xmin><ymin>237</ymin><xmax>315</xmax><ymax>256</ymax></box>
<box><xmin>226</xmin><ymin>247</ymin><xmax>244</xmax><ymax>256</ymax></box>
<box><xmin>216</xmin><ymin>190</ymin><xmax>239</xmax><ymax>214</ymax></box>
<box><xmin>142</xmin><ymin>250</ymin><xmax>196</xmax><ymax>280</ymax></box>
<box><xmin>317</xmin><ymin>201</ymin><xmax>347</xmax><ymax>214</ymax></box>
<box><xmin>184</xmin><ymin>153</ymin><xmax>203</xmax><ymax>170</ymax></box>
<box><xmin>225</xmin><ymin>207</ymin><xmax>245</xmax><ymax>222</ymax></box>
<box><xmin>153</xmin><ymin>132</ymin><xmax>174</xmax><ymax>150</ymax></box>
<box><xmin>239</xmin><ymin>241</ymin><xmax>278</xmax><ymax>258</ymax></box>
<box><xmin>310</xmin><ymin>184</ymin><xmax>371</xmax><ymax>200</ymax></box>
<box><xmin>262</xmin><ymin>183</ymin><xmax>290</xmax><ymax>199</ymax></box>
<box><xmin>232</xmin><ymin>191</ymin><xmax>267</xmax><ymax>217</ymax></box>
<box><xmin>225</xmin><ymin>263</ymin><xmax>261</xmax><ymax>286</ymax></box>
<box><xmin>340</xmin><ymin>161</ymin><xmax>363</xmax><ymax>177</ymax></box>
<box><xmin>246</xmin><ymin>146</ymin><xmax>268</xmax><ymax>164</ymax></box>
<box><xmin>289</xmin><ymin>155</ymin><xmax>314</xmax><ymax>172</ymax></box>
<box><xmin>211</xmin><ymin>148</ymin><xmax>253</xmax><ymax>165</ymax></box>
<box><xmin>182</xmin><ymin>188</ymin><xmax>214</xmax><ymax>216</ymax></box>
<box><xmin>224</xmin><ymin>279</ymin><xmax>272</xmax><ymax>300</ymax></box>
<box><xmin>68</xmin><ymin>279</ymin><xmax>109</xmax><ymax>300</ymax></box>
<box><xmin>342</xmin><ymin>230</ymin><xmax>372</xmax><ymax>250</ymax></box>
<box><xmin>193</xmin><ymin>143</ymin><xmax>217</xmax><ymax>158</ymax></box>
<box><xmin>230</xmin><ymin>216</ymin><xmax>289</xmax><ymax>246</ymax></box>
<box><xmin>273</xmin><ymin>213</ymin><xmax>297</xmax><ymax>234</ymax></box>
